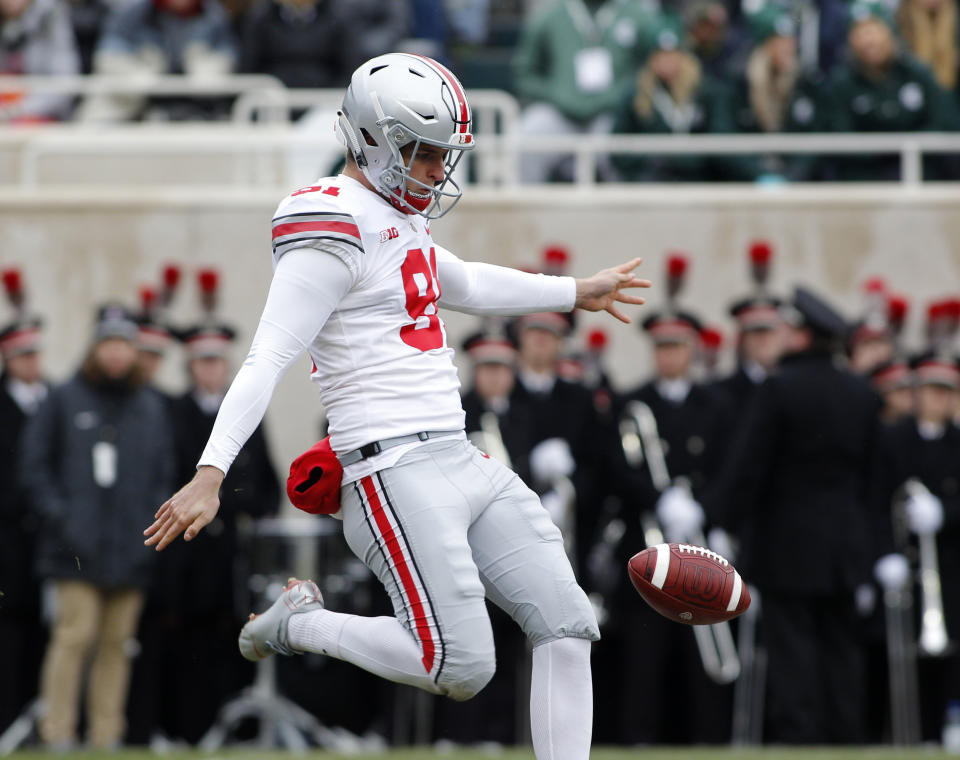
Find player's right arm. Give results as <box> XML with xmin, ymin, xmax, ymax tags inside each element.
<box><xmin>144</xmin><ymin>247</ymin><xmax>354</xmax><ymax>551</ymax></box>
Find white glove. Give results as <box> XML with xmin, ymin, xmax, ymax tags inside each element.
<box><xmin>529</xmin><ymin>437</ymin><xmax>575</xmax><ymax>483</ymax></box>
<box><xmin>874</xmin><ymin>552</ymin><xmax>911</xmax><ymax>591</ymax></box>
<box><xmin>707</xmin><ymin>526</ymin><xmax>737</xmax><ymax>564</ymax></box>
<box><xmin>906</xmin><ymin>491</ymin><xmax>943</xmax><ymax>535</ymax></box>
<box><xmin>655</xmin><ymin>486</ymin><xmax>705</xmax><ymax>543</ymax></box>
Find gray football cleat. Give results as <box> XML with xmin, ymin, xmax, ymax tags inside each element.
<box><xmin>239</xmin><ymin>577</ymin><xmax>324</xmax><ymax>661</ymax></box>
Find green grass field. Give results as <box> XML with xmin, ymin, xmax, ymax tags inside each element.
<box><xmin>6</xmin><ymin>748</ymin><xmax>957</xmax><ymax>759</ymax></box>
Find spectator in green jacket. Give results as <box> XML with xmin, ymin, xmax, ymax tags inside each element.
<box><xmin>830</xmin><ymin>0</ymin><xmax>958</xmax><ymax>179</ymax></box>
<box><xmin>610</xmin><ymin>15</ymin><xmax>734</xmax><ymax>182</ymax></box>
<box><xmin>512</xmin><ymin>0</ymin><xmax>656</xmax><ymax>182</ymax></box>
<box><xmin>727</xmin><ymin>7</ymin><xmax>828</xmax><ymax>181</ymax></box>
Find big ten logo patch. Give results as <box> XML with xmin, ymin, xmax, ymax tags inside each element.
<box><xmin>681</xmin><ymin>565</ymin><xmax>723</xmax><ymax>603</ymax></box>
<box><xmin>379</xmin><ymin>227</ymin><xmax>400</xmax><ymax>243</ymax></box>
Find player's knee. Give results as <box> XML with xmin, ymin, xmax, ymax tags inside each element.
<box><xmin>438</xmin><ymin>645</ymin><xmax>496</xmax><ymax>702</ymax></box>
<box><xmin>522</xmin><ymin>582</ymin><xmax>601</xmax><ymax>648</ymax></box>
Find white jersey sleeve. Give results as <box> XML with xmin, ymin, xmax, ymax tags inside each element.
<box><xmin>197</xmin><ymin>247</ymin><xmax>353</xmax><ymax>474</ymax></box>
<box><xmin>435</xmin><ymin>246</ymin><xmax>576</xmax><ymax>315</ymax></box>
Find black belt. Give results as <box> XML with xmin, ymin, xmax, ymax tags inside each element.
<box><xmin>338</xmin><ymin>430</ymin><xmax>461</xmax><ymax>466</ymax></box>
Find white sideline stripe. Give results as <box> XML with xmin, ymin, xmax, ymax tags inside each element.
<box><xmin>727</xmin><ymin>570</ymin><xmax>743</xmax><ymax>612</ymax></box>
<box><xmin>651</xmin><ymin>544</ymin><xmax>670</xmax><ymax>589</ymax></box>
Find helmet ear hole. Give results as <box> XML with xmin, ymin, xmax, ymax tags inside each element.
<box><xmin>360</xmin><ymin>128</ymin><xmax>379</xmax><ymax>147</ymax></box>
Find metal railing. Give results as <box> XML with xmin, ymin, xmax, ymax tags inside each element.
<box><xmin>9</xmin><ymin>128</ymin><xmax>960</xmax><ymax>189</ymax></box>
<box><xmin>0</xmin><ymin>73</ymin><xmax>285</xmax><ymax>101</ymax></box>
<box><xmin>1</xmin><ymin>77</ymin><xmax>959</xmax><ymax>188</ymax></box>
<box><xmin>491</xmin><ymin>132</ymin><xmax>960</xmax><ymax>188</ymax></box>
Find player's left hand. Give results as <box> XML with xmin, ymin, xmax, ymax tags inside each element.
<box><xmin>574</xmin><ymin>258</ymin><xmax>651</xmax><ymax>323</ymax></box>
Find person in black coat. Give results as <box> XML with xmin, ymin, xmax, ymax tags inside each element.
<box><xmin>607</xmin><ymin>308</ymin><xmax>736</xmax><ymax>745</ymax></box>
<box><xmin>21</xmin><ymin>304</ymin><xmax>175</xmax><ymax>750</ymax></box>
<box><xmin>461</xmin><ymin>328</ymin><xmax>535</xmax><ymax>484</ymax></box>
<box><xmin>144</xmin><ymin>323</ymin><xmax>280</xmax><ymax>744</ymax></box>
<box><xmin>712</xmin><ymin>293</ymin><xmax>783</xmax><ymax>412</ymax></box>
<box><xmin>873</xmin><ymin>353</ymin><xmax>960</xmax><ymax>742</ymax></box>
<box><xmin>0</xmin><ymin>317</ymin><xmax>47</xmax><ymax>734</ymax></box>
<box><xmin>509</xmin><ymin>311</ymin><xmax>608</xmax><ymax>572</ymax></box>
<box><xmin>718</xmin><ymin>286</ymin><xmax>882</xmax><ymax>744</ymax></box>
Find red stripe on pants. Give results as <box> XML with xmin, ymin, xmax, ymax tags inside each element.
<box><xmin>360</xmin><ymin>476</ymin><xmax>436</xmax><ymax>673</ymax></box>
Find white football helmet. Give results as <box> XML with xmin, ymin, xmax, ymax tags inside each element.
<box><xmin>335</xmin><ymin>53</ymin><xmax>475</xmax><ymax>219</ymax></box>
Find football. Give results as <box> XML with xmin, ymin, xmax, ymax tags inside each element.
<box><xmin>628</xmin><ymin>543</ymin><xmax>750</xmax><ymax>625</ymax></box>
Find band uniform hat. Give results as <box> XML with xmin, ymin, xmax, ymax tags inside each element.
<box><xmin>847</xmin><ymin>315</ymin><xmax>891</xmax><ymax>349</ymax></box>
<box><xmin>94</xmin><ymin>303</ymin><xmax>139</xmax><ymax>343</ymax></box>
<box><xmin>136</xmin><ymin>285</ymin><xmax>174</xmax><ymax>355</ymax></box>
<box><xmin>910</xmin><ymin>351</ymin><xmax>960</xmax><ymax>390</ymax></box>
<box><xmin>869</xmin><ymin>358</ymin><xmax>912</xmax><ymax>394</ymax></box>
<box><xmin>642</xmin><ymin>309</ymin><xmax>704</xmax><ymax>344</ymax></box>
<box><xmin>179</xmin><ymin>323</ymin><xmax>237</xmax><ymax>360</ymax></box>
<box><xmin>729</xmin><ymin>294</ymin><xmax>782</xmax><ymax>332</ymax></box>
<box><xmin>287</xmin><ymin>436</ymin><xmax>344</xmax><ymax>515</ymax></box>
<box><xmin>515</xmin><ymin>311</ymin><xmax>574</xmax><ymax>338</ymax></box>
<box><xmin>0</xmin><ymin>316</ymin><xmax>43</xmax><ymax>360</ymax></box>
<box><xmin>462</xmin><ymin>330</ymin><xmax>518</xmax><ymax>366</ymax></box>
<box><xmin>783</xmin><ymin>286</ymin><xmax>849</xmax><ymax>340</ymax></box>
<box><xmin>136</xmin><ymin>315</ymin><xmax>175</xmax><ymax>355</ymax></box>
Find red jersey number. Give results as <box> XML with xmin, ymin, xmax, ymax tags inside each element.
<box><xmin>400</xmin><ymin>247</ymin><xmax>444</xmax><ymax>352</ymax></box>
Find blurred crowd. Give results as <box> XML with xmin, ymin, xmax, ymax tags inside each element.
<box><xmin>1</xmin><ymin>241</ymin><xmax>960</xmax><ymax>749</ymax></box>
<box><xmin>3</xmin><ymin>0</ymin><xmax>960</xmax><ymax>179</ymax></box>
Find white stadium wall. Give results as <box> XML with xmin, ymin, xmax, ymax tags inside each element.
<box><xmin>2</xmin><ymin>185</ymin><xmax>960</xmax><ymax>483</ymax></box>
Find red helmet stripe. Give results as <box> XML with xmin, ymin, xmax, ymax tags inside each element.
<box><xmin>406</xmin><ymin>54</ymin><xmax>470</xmax><ymax>134</ymax></box>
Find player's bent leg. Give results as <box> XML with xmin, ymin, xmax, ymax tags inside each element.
<box><xmin>285</xmin><ymin>441</ymin><xmax>499</xmax><ymax>701</ymax></box>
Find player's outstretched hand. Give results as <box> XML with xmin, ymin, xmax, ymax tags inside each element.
<box><xmin>144</xmin><ymin>466</ymin><xmax>224</xmax><ymax>551</ymax></box>
<box><xmin>575</xmin><ymin>258</ymin><xmax>651</xmax><ymax>324</ymax></box>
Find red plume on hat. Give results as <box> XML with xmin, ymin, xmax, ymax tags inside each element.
<box><xmin>700</xmin><ymin>326</ymin><xmax>724</xmax><ymax>351</ymax></box>
<box><xmin>197</xmin><ymin>268</ymin><xmax>220</xmax><ymax>318</ymax></box>
<box><xmin>139</xmin><ymin>285</ymin><xmax>159</xmax><ymax>318</ymax></box>
<box><xmin>587</xmin><ymin>328</ymin><xmax>608</xmax><ymax>353</ymax></box>
<box><xmin>541</xmin><ymin>245</ymin><xmax>570</xmax><ymax>276</ymax></box>
<box><xmin>666</xmin><ymin>252</ymin><xmax>689</xmax><ymax>304</ymax></box>
<box><xmin>161</xmin><ymin>263</ymin><xmax>181</xmax><ymax>308</ymax></box>
<box><xmin>857</xmin><ymin>275</ymin><xmax>890</xmax><ymax>334</ymax></box>
<box><xmin>926</xmin><ymin>297</ymin><xmax>960</xmax><ymax>352</ymax></box>
<box><xmin>886</xmin><ymin>294</ymin><xmax>909</xmax><ymax>335</ymax></box>
<box><xmin>2</xmin><ymin>268</ymin><xmax>25</xmax><ymax>315</ymax></box>
<box><xmin>748</xmin><ymin>240</ymin><xmax>773</xmax><ymax>288</ymax></box>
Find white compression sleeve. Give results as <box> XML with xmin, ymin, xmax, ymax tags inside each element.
<box><xmin>197</xmin><ymin>248</ymin><xmax>354</xmax><ymax>474</ymax></box>
<box><xmin>436</xmin><ymin>247</ymin><xmax>576</xmax><ymax>315</ymax></box>
<box><xmin>530</xmin><ymin>637</ymin><xmax>594</xmax><ymax>760</ymax></box>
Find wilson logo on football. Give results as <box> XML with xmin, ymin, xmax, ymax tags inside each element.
<box><xmin>681</xmin><ymin>565</ymin><xmax>723</xmax><ymax>602</ymax></box>
<box><xmin>380</xmin><ymin>227</ymin><xmax>400</xmax><ymax>243</ymax></box>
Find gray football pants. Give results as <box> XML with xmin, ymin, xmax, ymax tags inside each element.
<box><xmin>340</xmin><ymin>438</ymin><xmax>599</xmax><ymax>701</ymax></box>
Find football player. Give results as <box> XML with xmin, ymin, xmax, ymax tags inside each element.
<box><xmin>143</xmin><ymin>53</ymin><xmax>649</xmax><ymax>760</ymax></box>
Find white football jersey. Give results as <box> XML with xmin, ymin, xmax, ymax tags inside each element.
<box><xmin>271</xmin><ymin>174</ymin><xmax>464</xmax><ymax>458</ymax></box>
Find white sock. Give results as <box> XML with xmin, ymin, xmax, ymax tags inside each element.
<box><xmin>287</xmin><ymin>610</ymin><xmax>440</xmax><ymax>694</ymax></box>
<box><xmin>530</xmin><ymin>637</ymin><xmax>593</xmax><ymax>760</ymax></box>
